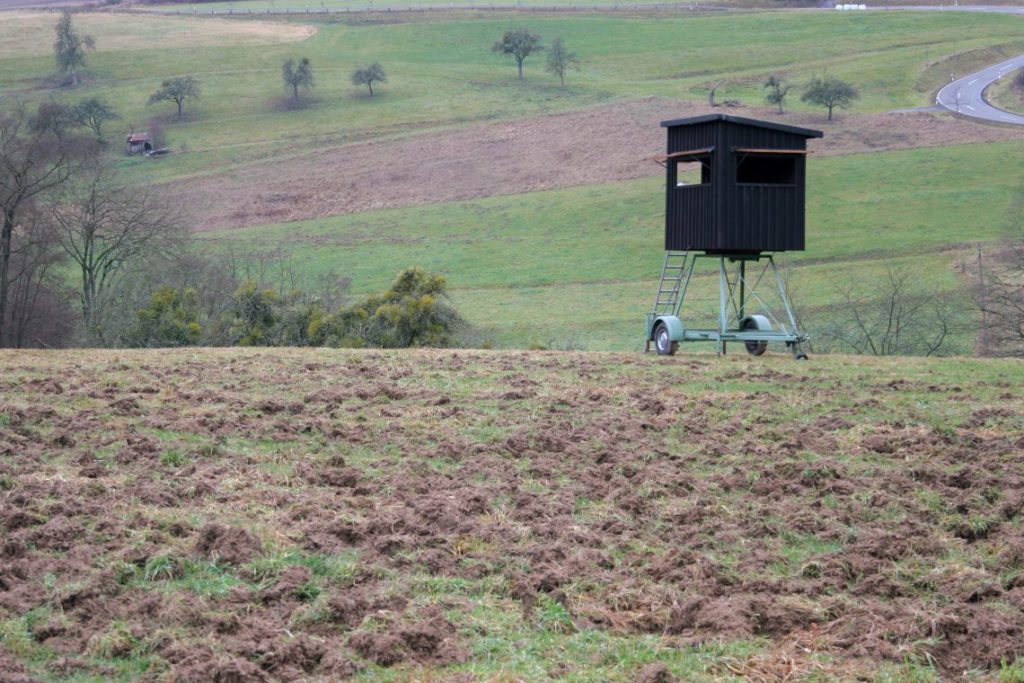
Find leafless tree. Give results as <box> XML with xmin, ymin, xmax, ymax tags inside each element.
<box><xmin>50</xmin><ymin>161</ymin><xmax>182</xmax><ymax>343</ymax></box>
<box><xmin>974</xmin><ymin>248</ymin><xmax>1024</xmax><ymax>356</ymax></box>
<box><xmin>974</xmin><ymin>191</ymin><xmax>1024</xmax><ymax>356</ymax></box>
<box><xmin>0</xmin><ymin>101</ymin><xmax>94</xmax><ymax>346</ymax></box>
<box><xmin>1</xmin><ymin>205</ymin><xmax>73</xmax><ymax>347</ymax></box>
<box><xmin>816</xmin><ymin>260</ymin><xmax>966</xmax><ymax>357</ymax></box>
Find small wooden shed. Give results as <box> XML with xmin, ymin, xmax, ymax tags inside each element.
<box><xmin>658</xmin><ymin>114</ymin><xmax>822</xmax><ymax>254</ymax></box>
<box><xmin>126</xmin><ymin>132</ymin><xmax>153</xmax><ymax>155</ymax></box>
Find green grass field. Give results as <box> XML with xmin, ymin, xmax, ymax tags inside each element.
<box><xmin>3</xmin><ymin>10</ymin><xmax>1024</xmax><ymax>184</ymax></box>
<box><xmin>1</xmin><ymin>7</ymin><xmax>1021</xmax><ymax>352</ymax></box>
<box><xmin>202</xmin><ymin>139</ymin><xmax>1017</xmax><ymax>350</ymax></box>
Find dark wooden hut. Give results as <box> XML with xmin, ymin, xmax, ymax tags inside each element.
<box><xmin>658</xmin><ymin>114</ymin><xmax>822</xmax><ymax>253</ymax></box>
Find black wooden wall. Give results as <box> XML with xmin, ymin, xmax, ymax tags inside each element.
<box><xmin>662</xmin><ymin>115</ymin><xmax>822</xmax><ymax>253</ymax></box>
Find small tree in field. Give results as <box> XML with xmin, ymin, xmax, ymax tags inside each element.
<box><xmin>493</xmin><ymin>29</ymin><xmax>542</xmax><ymax>81</ymax></box>
<box><xmin>545</xmin><ymin>37</ymin><xmax>577</xmax><ymax>86</ymax></box>
<box><xmin>54</xmin><ymin>10</ymin><xmax>94</xmax><ymax>86</ymax></box>
<box><xmin>801</xmin><ymin>75</ymin><xmax>858</xmax><ymax>121</ymax></box>
<box><xmin>73</xmin><ymin>98</ymin><xmax>120</xmax><ymax>143</ymax></box>
<box><xmin>282</xmin><ymin>57</ymin><xmax>314</xmax><ymax>104</ymax></box>
<box><xmin>351</xmin><ymin>63</ymin><xmax>386</xmax><ymax>97</ymax></box>
<box><xmin>763</xmin><ymin>75</ymin><xmax>790</xmax><ymax>114</ymax></box>
<box><xmin>148</xmin><ymin>76</ymin><xmax>201</xmax><ymax>120</ymax></box>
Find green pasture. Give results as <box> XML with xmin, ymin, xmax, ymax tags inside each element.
<box><xmin>2</xmin><ymin>10</ymin><xmax>1024</xmax><ymax>184</ymax></box>
<box><xmin>203</xmin><ymin>139</ymin><xmax>1019</xmax><ymax>351</ymax></box>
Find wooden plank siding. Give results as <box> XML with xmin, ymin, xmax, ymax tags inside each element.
<box><xmin>661</xmin><ymin>114</ymin><xmax>822</xmax><ymax>253</ymax></box>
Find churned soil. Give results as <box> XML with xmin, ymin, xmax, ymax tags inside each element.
<box><xmin>167</xmin><ymin>97</ymin><xmax>1024</xmax><ymax>231</ymax></box>
<box><xmin>0</xmin><ymin>347</ymin><xmax>1023</xmax><ymax>680</ymax></box>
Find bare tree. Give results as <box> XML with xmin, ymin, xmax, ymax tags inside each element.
<box><xmin>974</xmin><ymin>189</ymin><xmax>1024</xmax><ymax>356</ymax></box>
<box><xmin>764</xmin><ymin>75</ymin><xmax>790</xmax><ymax>114</ymax></box>
<box><xmin>816</xmin><ymin>260</ymin><xmax>966</xmax><ymax>357</ymax></box>
<box><xmin>73</xmin><ymin>98</ymin><xmax>120</xmax><ymax>143</ymax></box>
<box><xmin>1</xmin><ymin>205</ymin><xmax>72</xmax><ymax>348</ymax></box>
<box><xmin>545</xmin><ymin>38</ymin><xmax>578</xmax><ymax>86</ymax></box>
<box><xmin>975</xmin><ymin>243</ymin><xmax>1024</xmax><ymax>356</ymax></box>
<box><xmin>0</xmin><ymin>102</ymin><xmax>93</xmax><ymax>346</ymax></box>
<box><xmin>53</xmin><ymin>9</ymin><xmax>95</xmax><ymax>86</ymax></box>
<box><xmin>50</xmin><ymin>161</ymin><xmax>182</xmax><ymax>342</ymax></box>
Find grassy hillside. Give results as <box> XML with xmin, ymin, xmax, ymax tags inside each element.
<box><xmin>1</xmin><ymin>8</ymin><xmax>1021</xmax><ymax>353</ymax></box>
<box><xmin>203</xmin><ymin>139</ymin><xmax>1019</xmax><ymax>349</ymax></box>
<box><xmin>3</xmin><ymin>10</ymin><xmax>1023</xmax><ymax>184</ymax></box>
<box><xmin>987</xmin><ymin>67</ymin><xmax>1024</xmax><ymax>115</ymax></box>
<box><xmin>1</xmin><ymin>347</ymin><xmax>1022</xmax><ymax>681</ymax></box>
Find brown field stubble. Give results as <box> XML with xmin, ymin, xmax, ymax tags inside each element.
<box><xmin>0</xmin><ymin>348</ymin><xmax>1023</xmax><ymax>679</ymax></box>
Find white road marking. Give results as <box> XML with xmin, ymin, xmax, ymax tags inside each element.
<box><xmin>969</xmin><ymin>79</ymin><xmax>978</xmax><ymax>85</ymax></box>
<box><xmin>965</xmin><ymin>105</ymin><xmax>976</xmax><ymax>111</ymax></box>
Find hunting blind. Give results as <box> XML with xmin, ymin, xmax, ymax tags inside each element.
<box><xmin>645</xmin><ymin>114</ymin><xmax>823</xmax><ymax>358</ymax></box>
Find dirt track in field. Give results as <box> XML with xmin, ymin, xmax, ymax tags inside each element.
<box><xmin>1</xmin><ymin>348</ymin><xmax>1023</xmax><ymax>680</ymax></box>
<box><xmin>167</xmin><ymin>97</ymin><xmax>1024</xmax><ymax>232</ymax></box>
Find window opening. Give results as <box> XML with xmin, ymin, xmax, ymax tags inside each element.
<box><xmin>675</xmin><ymin>157</ymin><xmax>711</xmax><ymax>186</ymax></box>
<box><xmin>736</xmin><ymin>154</ymin><xmax>796</xmax><ymax>185</ymax></box>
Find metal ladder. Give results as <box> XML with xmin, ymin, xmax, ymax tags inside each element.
<box><xmin>651</xmin><ymin>251</ymin><xmax>689</xmax><ymax>317</ymax></box>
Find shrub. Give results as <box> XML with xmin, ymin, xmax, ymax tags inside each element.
<box><xmin>125</xmin><ymin>286</ymin><xmax>201</xmax><ymax>348</ymax></box>
<box><xmin>319</xmin><ymin>268</ymin><xmax>464</xmax><ymax>348</ymax></box>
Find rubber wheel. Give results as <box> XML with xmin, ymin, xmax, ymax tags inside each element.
<box><xmin>653</xmin><ymin>323</ymin><xmax>678</xmax><ymax>356</ymax></box>
<box><xmin>795</xmin><ymin>353</ymin><xmax>809</xmax><ymax>361</ymax></box>
<box><xmin>742</xmin><ymin>318</ymin><xmax>768</xmax><ymax>357</ymax></box>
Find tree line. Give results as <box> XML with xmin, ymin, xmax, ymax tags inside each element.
<box><xmin>0</xmin><ymin>99</ymin><xmax>466</xmax><ymax>349</ymax></box>
<box><xmin>0</xmin><ymin>11</ymin><xmax>467</xmax><ymax>350</ymax></box>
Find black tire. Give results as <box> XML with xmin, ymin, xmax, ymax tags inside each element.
<box><xmin>654</xmin><ymin>323</ymin><xmax>678</xmax><ymax>356</ymax></box>
<box><xmin>742</xmin><ymin>318</ymin><xmax>768</xmax><ymax>357</ymax></box>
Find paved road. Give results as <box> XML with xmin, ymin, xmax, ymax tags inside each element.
<box><xmin>936</xmin><ymin>54</ymin><xmax>1024</xmax><ymax>125</ymax></box>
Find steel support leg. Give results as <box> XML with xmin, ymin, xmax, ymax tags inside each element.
<box><xmin>770</xmin><ymin>255</ymin><xmax>799</xmax><ymax>333</ymax></box>
<box><xmin>718</xmin><ymin>257</ymin><xmax>727</xmax><ymax>355</ymax></box>
<box><xmin>738</xmin><ymin>259</ymin><xmax>746</xmax><ymax>323</ymax></box>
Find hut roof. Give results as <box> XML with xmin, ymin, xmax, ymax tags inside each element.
<box><xmin>659</xmin><ymin>114</ymin><xmax>823</xmax><ymax>139</ymax></box>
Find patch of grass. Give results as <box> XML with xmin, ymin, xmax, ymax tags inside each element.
<box><xmin>1001</xmin><ymin>657</ymin><xmax>1024</xmax><ymax>683</ymax></box>
<box><xmin>160</xmin><ymin>448</ymin><xmax>189</xmax><ymax>467</ymax></box>
<box><xmin>125</xmin><ymin>554</ymin><xmax>244</xmax><ymax>597</ymax></box>
<box><xmin>243</xmin><ymin>549</ymin><xmax>360</xmax><ymax>584</ymax></box>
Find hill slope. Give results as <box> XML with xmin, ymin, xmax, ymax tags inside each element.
<box><xmin>1</xmin><ymin>348</ymin><xmax>1022</xmax><ymax>680</ymax></box>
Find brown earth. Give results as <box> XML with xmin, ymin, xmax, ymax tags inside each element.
<box><xmin>0</xmin><ymin>348</ymin><xmax>1022</xmax><ymax>680</ymax></box>
<box><xmin>166</xmin><ymin>97</ymin><xmax>1024</xmax><ymax>231</ymax></box>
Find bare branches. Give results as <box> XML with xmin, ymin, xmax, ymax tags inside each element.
<box><xmin>816</xmin><ymin>259</ymin><xmax>966</xmax><ymax>357</ymax></box>
<box><xmin>50</xmin><ymin>160</ymin><xmax>183</xmax><ymax>342</ymax></box>
<box><xmin>0</xmin><ymin>101</ymin><xmax>95</xmax><ymax>345</ymax></box>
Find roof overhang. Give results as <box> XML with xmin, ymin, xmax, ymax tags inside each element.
<box><xmin>660</xmin><ymin>113</ymin><xmax>823</xmax><ymax>139</ymax></box>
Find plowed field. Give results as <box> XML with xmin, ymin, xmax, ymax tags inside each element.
<box><xmin>1</xmin><ymin>348</ymin><xmax>1023</xmax><ymax>681</ymax></box>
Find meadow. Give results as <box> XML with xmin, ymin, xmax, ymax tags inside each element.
<box><xmin>203</xmin><ymin>139</ymin><xmax>1020</xmax><ymax>350</ymax></box>
<box><xmin>3</xmin><ymin>9</ymin><xmax>1024</xmax><ymax>182</ymax></box>
<box><xmin>1</xmin><ymin>6</ymin><xmax>1022</xmax><ymax>352</ymax></box>
<box><xmin>2</xmin><ymin>6</ymin><xmax>1024</xmax><ymax>681</ymax></box>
